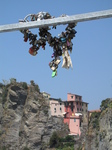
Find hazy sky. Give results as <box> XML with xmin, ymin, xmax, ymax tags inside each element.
<box><xmin>0</xmin><ymin>0</ymin><xmax>112</xmax><ymax>110</ymax></box>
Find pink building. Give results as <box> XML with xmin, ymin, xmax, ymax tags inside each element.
<box><xmin>63</xmin><ymin>93</ymin><xmax>88</xmax><ymax>136</ymax></box>
<box><xmin>49</xmin><ymin>98</ymin><xmax>65</xmax><ymax>117</ymax></box>
<box><xmin>49</xmin><ymin>93</ymin><xmax>88</xmax><ymax>136</ymax></box>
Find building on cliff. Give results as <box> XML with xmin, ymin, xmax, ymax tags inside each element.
<box><xmin>49</xmin><ymin>98</ymin><xmax>65</xmax><ymax>117</ymax></box>
<box><xmin>63</xmin><ymin>93</ymin><xmax>88</xmax><ymax>136</ymax></box>
<box><xmin>42</xmin><ymin>91</ymin><xmax>51</xmax><ymax>99</ymax></box>
<box><xmin>44</xmin><ymin>92</ymin><xmax>89</xmax><ymax>136</ymax></box>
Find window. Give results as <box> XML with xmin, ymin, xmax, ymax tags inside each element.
<box><xmin>71</xmin><ymin>96</ymin><xmax>73</xmax><ymax>99</ymax></box>
<box><xmin>60</xmin><ymin>107</ymin><xmax>62</xmax><ymax>111</ymax></box>
<box><xmin>54</xmin><ymin>108</ymin><xmax>56</xmax><ymax>113</ymax></box>
<box><xmin>80</xmin><ymin>121</ymin><xmax>81</xmax><ymax>127</ymax></box>
<box><xmin>71</xmin><ymin>106</ymin><xmax>73</xmax><ymax>112</ymax></box>
<box><xmin>65</xmin><ymin>102</ymin><xmax>68</xmax><ymax>107</ymax></box>
<box><xmin>82</xmin><ymin>103</ymin><xmax>83</xmax><ymax>106</ymax></box>
<box><xmin>77</xmin><ymin>102</ymin><xmax>78</xmax><ymax>105</ymax></box>
<box><xmin>65</xmin><ymin>107</ymin><xmax>67</xmax><ymax>111</ymax></box>
<box><xmin>60</xmin><ymin>103</ymin><xmax>62</xmax><ymax>105</ymax></box>
<box><xmin>82</xmin><ymin>109</ymin><xmax>83</xmax><ymax>111</ymax></box>
<box><xmin>69</xmin><ymin>103</ymin><xmax>71</xmax><ymax>106</ymax></box>
<box><xmin>77</xmin><ymin>108</ymin><xmax>79</xmax><ymax>111</ymax></box>
<box><xmin>76</xmin><ymin>96</ymin><xmax>77</xmax><ymax>99</ymax></box>
<box><xmin>74</xmin><ymin>119</ymin><xmax>76</xmax><ymax>122</ymax></box>
<box><xmin>79</xmin><ymin>97</ymin><xmax>81</xmax><ymax>100</ymax></box>
<box><xmin>80</xmin><ymin>108</ymin><xmax>81</xmax><ymax>111</ymax></box>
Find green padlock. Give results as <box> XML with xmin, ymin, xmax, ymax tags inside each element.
<box><xmin>52</xmin><ymin>70</ymin><xmax>57</xmax><ymax>77</ymax></box>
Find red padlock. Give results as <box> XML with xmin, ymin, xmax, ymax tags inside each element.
<box><xmin>29</xmin><ymin>47</ymin><xmax>37</xmax><ymax>56</ymax></box>
<box><xmin>24</xmin><ymin>37</ymin><xmax>28</xmax><ymax>42</ymax></box>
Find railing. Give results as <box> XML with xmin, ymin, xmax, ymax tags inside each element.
<box><xmin>0</xmin><ymin>9</ymin><xmax>112</xmax><ymax>33</ymax></box>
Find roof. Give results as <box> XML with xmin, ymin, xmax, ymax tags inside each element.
<box><xmin>67</xmin><ymin>93</ymin><xmax>82</xmax><ymax>97</ymax></box>
<box><xmin>88</xmin><ymin>109</ymin><xmax>101</xmax><ymax>113</ymax></box>
<box><xmin>75</xmin><ymin>113</ymin><xmax>82</xmax><ymax>116</ymax></box>
<box><xmin>63</xmin><ymin>100</ymin><xmax>89</xmax><ymax>104</ymax></box>
<box><xmin>81</xmin><ymin>101</ymin><xmax>89</xmax><ymax>104</ymax></box>
<box><xmin>49</xmin><ymin>98</ymin><xmax>63</xmax><ymax>102</ymax></box>
<box><xmin>42</xmin><ymin>91</ymin><xmax>51</xmax><ymax>96</ymax></box>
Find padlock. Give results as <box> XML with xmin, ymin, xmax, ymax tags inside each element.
<box><xmin>52</xmin><ymin>70</ymin><xmax>57</xmax><ymax>77</ymax></box>
<box><xmin>24</xmin><ymin>37</ymin><xmax>28</xmax><ymax>42</ymax></box>
<box><xmin>60</xmin><ymin>37</ymin><xmax>66</xmax><ymax>43</ymax></box>
<box><xmin>29</xmin><ymin>47</ymin><xmax>37</xmax><ymax>56</ymax></box>
<box><xmin>54</xmin><ymin>57</ymin><xmax>61</xmax><ymax>65</ymax></box>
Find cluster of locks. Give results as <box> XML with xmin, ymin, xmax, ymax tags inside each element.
<box><xmin>19</xmin><ymin>12</ymin><xmax>77</xmax><ymax>77</ymax></box>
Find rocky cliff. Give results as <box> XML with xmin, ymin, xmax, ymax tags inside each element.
<box><xmin>74</xmin><ymin>98</ymin><xmax>112</xmax><ymax>150</ymax></box>
<box><xmin>86</xmin><ymin>98</ymin><xmax>112</xmax><ymax>150</ymax></box>
<box><xmin>0</xmin><ymin>81</ymin><xmax>69</xmax><ymax>150</ymax></box>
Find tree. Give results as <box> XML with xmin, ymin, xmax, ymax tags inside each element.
<box><xmin>10</xmin><ymin>78</ymin><xmax>16</xmax><ymax>83</ymax></box>
<box><xmin>49</xmin><ymin>131</ymin><xmax>60</xmax><ymax>148</ymax></box>
<box><xmin>22</xmin><ymin>82</ymin><xmax>28</xmax><ymax>89</ymax></box>
<box><xmin>35</xmin><ymin>84</ymin><xmax>40</xmax><ymax>92</ymax></box>
<box><xmin>30</xmin><ymin>80</ymin><xmax>35</xmax><ymax>86</ymax></box>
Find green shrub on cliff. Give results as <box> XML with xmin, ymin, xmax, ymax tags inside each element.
<box><xmin>49</xmin><ymin>132</ymin><xmax>75</xmax><ymax>149</ymax></box>
<box><xmin>91</xmin><ymin>112</ymin><xmax>100</xmax><ymax>130</ymax></box>
<box><xmin>22</xmin><ymin>82</ymin><xmax>28</xmax><ymax>89</ymax></box>
<box><xmin>49</xmin><ymin>131</ymin><xmax>60</xmax><ymax>148</ymax></box>
<box><xmin>30</xmin><ymin>80</ymin><xmax>40</xmax><ymax>92</ymax></box>
<box><xmin>100</xmin><ymin>98</ymin><xmax>111</xmax><ymax>111</ymax></box>
<box><xmin>23</xmin><ymin>147</ymin><xmax>30</xmax><ymax>150</ymax></box>
<box><xmin>2</xmin><ymin>86</ymin><xmax>8</xmax><ymax>104</ymax></box>
<box><xmin>35</xmin><ymin>84</ymin><xmax>40</xmax><ymax>92</ymax></box>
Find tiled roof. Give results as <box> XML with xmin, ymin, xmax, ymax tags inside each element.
<box><xmin>88</xmin><ymin>109</ymin><xmax>101</xmax><ymax>113</ymax></box>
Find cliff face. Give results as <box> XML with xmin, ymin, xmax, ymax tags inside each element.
<box><xmin>85</xmin><ymin>98</ymin><xmax>112</xmax><ymax>150</ymax></box>
<box><xmin>73</xmin><ymin>98</ymin><xmax>112</xmax><ymax>150</ymax></box>
<box><xmin>0</xmin><ymin>81</ymin><xmax>69</xmax><ymax>150</ymax></box>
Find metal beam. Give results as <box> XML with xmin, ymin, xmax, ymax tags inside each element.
<box><xmin>0</xmin><ymin>9</ymin><xmax>112</xmax><ymax>33</ymax></box>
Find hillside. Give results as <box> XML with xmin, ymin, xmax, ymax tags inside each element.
<box><xmin>0</xmin><ymin>80</ymin><xmax>69</xmax><ymax>150</ymax></box>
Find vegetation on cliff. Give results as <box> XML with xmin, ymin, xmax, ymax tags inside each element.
<box><xmin>85</xmin><ymin>98</ymin><xmax>112</xmax><ymax>150</ymax></box>
<box><xmin>49</xmin><ymin>131</ymin><xmax>75</xmax><ymax>150</ymax></box>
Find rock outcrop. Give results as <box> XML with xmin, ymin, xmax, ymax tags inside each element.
<box><xmin>74</xmin><ymin>98</ymin><xmax>112</xmax><ymax>150</ymax></box>
<box><xmin>0</xmin><ymin>81</ymin><xmax>69</xmax><ymax>150</ymax></box>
